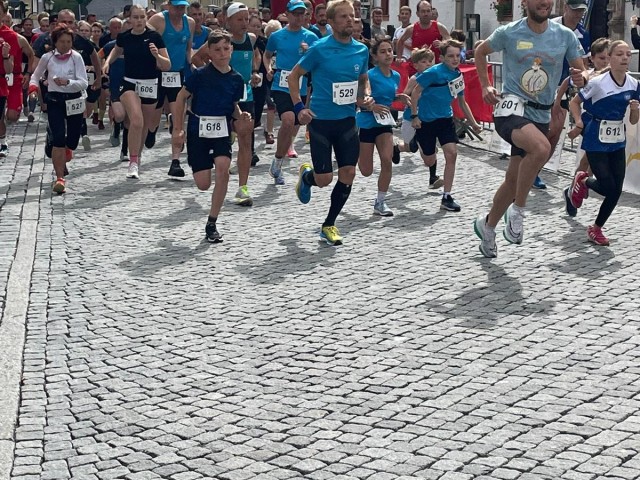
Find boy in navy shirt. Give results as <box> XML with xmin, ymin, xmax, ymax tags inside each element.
<box><xmin>172</xmin><ymin>30</ymin><xmax>250</xmax><ymax>243</ymax></box>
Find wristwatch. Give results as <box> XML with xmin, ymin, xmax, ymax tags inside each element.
<box><xmin>410</xmin><ymin>114</ymin><xmax>418</xmax><ymax>119</ymax></box>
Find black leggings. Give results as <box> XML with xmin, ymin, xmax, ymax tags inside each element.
<box><xmin>586</xmin><ymin>148</ymin><xmax>626</xmax><ymax>227</ymax></box>
<box><xmin>46</xmin><ymin>92</ymin><xmax>83</xmax><ymax>150</ymax></box>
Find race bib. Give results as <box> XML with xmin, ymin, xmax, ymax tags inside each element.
<box><xmin>598</xmin><ymin>119</ymin><xmax>625</xmax><ymax>143</ymax></box>
<box><xmin>332</xmin><ymin>81</ymin><xmax>358</xmax><ymax>105</ymax></box>
<box><xmin>161</xmin><ymin>71</ymin><xmax>181</xmax><ymax>87</ymax></box>
<box><xmin>5</xmin><ymin>73</ymin><xmax>13</xmax><ymax>87</ymax></box>
<box><xmin>135</xmin><ymin>79</ymin><xmax>158</xmax><ymax>99</ymax></box>
<box><xmin>86</xmin><ymin>71</ymin><xmax>96</xmax><ymax>85</ymax></box>
<box><xmin>278</xmin><ymin>69</ymin><xmax>291</xmax><ymax>88</ymax></box>
<box><xmin>373</xmin><ymin>109</ymin><xmax>396</xmax><ymax>126</ymax></box>
<box><xmin>65</xmin><ymin>97</ymin><xmax>85</xmax><ymax>116</ymax></box>
<box><xmin>448</xmin><ymin>74</ymin><xmax>464</xmax><ymax>97</ymax></box>
<box><xmin>493</xmin><ymin>94</ymin><xmax>525</xmax><ymax>118</ymax></box>
<box><xmin>199</xmin><ymin>116</ymin><xmax>228</xmax><ymax>139</ymax></box>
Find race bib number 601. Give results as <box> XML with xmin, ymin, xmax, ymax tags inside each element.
<box><xmin>493</xmin><ymin>94</ymin><xmax>525</xmax><ymax>118</ymax></box>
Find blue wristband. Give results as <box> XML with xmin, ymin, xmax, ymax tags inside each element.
<box><xmin>293</xmin><ymin>102</ymin><xmax>305</xmax><ymax>116</ymax></box>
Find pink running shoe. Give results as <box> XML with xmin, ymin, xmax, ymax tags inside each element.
<box><xmin>587</xmin><ymin>225</ymin><xmax>610</xmax><ymax>246</ymax></box>
<box><xmin>570</xmin><ymin>171</ymin><xmax>589</xmax><ymax>208</ymax></box>
<box><xmin>287</xmin><ymin>146</ymin><xmax>298</xmax><ymax>158</ymax></box>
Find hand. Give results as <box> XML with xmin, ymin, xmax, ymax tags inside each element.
<box><xmin>432</xmin><ymin>39</ymin><xmax>441</xmax><ymax>49</ymax></box>
<box><xmin>471</xmin><ymin>123</ymin><xmax>482</xmax><ymax>134</ymax></box>
<box><xmin>103</xmin><ymin>63</ymin><xmax>110</xmax><ymax>76</ymax></box>
<box><xmin>250</xmin><ymin>72</ymin><xmax>261</xmax><ymax>87</ymax></box>
<box><xmin>411</xmin><ymin>116</ymin><xmax>421</xmax><ymax>129</ymax></box>
<box><xmin>297</xmin><ymin>108</ymin><xmax>315</xmax><ymax>126</ymax></box>
<box><xmin>632</xmin><ymin>15</ymin><xmax>638</xmax><ymax>27</ymax></box>
<box><xmin>53</xmin><ymin>77</ymin><xmax>69</xmax><ymax>86</ymax></box>
<box><xmin>630</xmin><ymin>99</ymin><xmax>640</xmax><ymax>111</ymax></box>
<box><xmin>395</xmin><ymin>93</ymin><xmax>410</xmax><ymax>105</ymax></box>
<box><xmin>482</xmin><ymin>85</ymin><xmax>500</xmax><ymax>105</ymax></box>
<box><xmin>360</xmin><ymin>96</ymin><xmax>375</xmax><ymax>110</ymax></box>
<box><xmin>567</xmin><ymin>125</ymin><xmax>582</xmax><ymax>140</ymax></box>
<box><xmin>570</xmin><ymin>67</ymin><xmax>585</xmax><ymax>88</ymax></box>
<box><xmin>371</xmin><ymin>103</ymin><xmax>389</xmax><ymax>115</ymax></box>
<box><xmin>239</xmin><ymin>111</ymin><xmax>252</xmax><ymax>122</ymax></box>
<box><xmin>21</xmin><ymin>74</ymin><xmax>30</xmax><ymax>89</ymax></box>
<box><xmin>149</xmin><ymin>42</ymin><xmax>159</xmax><ymax>58</ymax></box>
<box><xmin>1</xmin><ymin>42</ymin><xmax>10</xmax><ymax>57</ymax></box>
<box><xmin>300</xmin><ymin>42</ymin><xmax>308</xmax><ymax>53</ymax></box>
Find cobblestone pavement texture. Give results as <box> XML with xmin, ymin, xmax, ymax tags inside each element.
<box><xmin>2</xmin><ymin>114</ymin><xmax>640</xmax><ymax>480</ymax></box>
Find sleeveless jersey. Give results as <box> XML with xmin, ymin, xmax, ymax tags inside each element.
<box><xmin>230</xmin><ymin>33</ymin><xmax>254</xmax><ymax>103</ymax></box>
<box><xmin>411</xmin><ymin>21</ymin><xmax>442</xmax><ymax>63</ymax></box>
<box><xmin>162</xmin><ymin>10</ymin><xmax>190</xmax><ymax>72</ymax></box>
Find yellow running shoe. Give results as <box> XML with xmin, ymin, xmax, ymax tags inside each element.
<box><xmin>320</xmin><ymin>225</ymin><xmax>343</xmax><ymax>246</ymax></box>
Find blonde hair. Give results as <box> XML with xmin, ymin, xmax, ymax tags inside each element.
<box><xmin>264</xmin><ymin>19</ymin><xmax>282</xmax><ymax>37</ymax></box>
<box><xmin>326</xmin><ymin>0</ymin><xmax>352</xmax><ymax>20</ymax></box>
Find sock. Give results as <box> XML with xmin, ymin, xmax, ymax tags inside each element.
<box><xmin>323</xmin><ymin>181</ymin><xmax>352</xmax><ymax>227</ymax></box>
<box><xmin>485</xmin><ymin>215</ymin><xmax>495</xmax><ymax>231</ymax></box>
<box><xmin>207</xmin><ymin>216</ymin><xmax>217</xmax><ymax>225</ymax></box>
<box><xmin>429</xmin><ymin>162</ymin><xmax>437</xmax><ymax>180</ymax></box>
<box><xmin>274</xmin><ymin>155</ymin><xmax>283</xmax><ymax>170</ymax></box>
<box><xmin>443</xmin><ymin>192</ymin><xmax>451</xmax><ymax>198</ymax></box>
<box><xmin>130</xmin><ymin>154</ymin><xmax>139</xmax><ymax>164</ymax></box>
<box><xmin>302</xmin><ymin>169</ymin><xmax>317</xmax><ymax>186</ymax></box>
<box><xmin>376</xmin><ymin>191</ymin><xmax>386</xmax><ymax>203</ymax></box>
<box><xmin>113</xmin><ymin>121</ymin><xmax>121</xmax><ymax>137</ymax></box>
<box><xmin>513</xmin><ymin>204</ymin><xmax>525</xmax><ymax>214</ymax></box>
<box><xmin>121</xmin><ymin>127</ymin><xmax>128</xmax><ymax>154</ymax></box>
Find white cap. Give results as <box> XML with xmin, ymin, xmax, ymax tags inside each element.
<box><xmin>226</xmin><ymin>2</ymin><xmax>248</xmax><ymax>18</ymax></box>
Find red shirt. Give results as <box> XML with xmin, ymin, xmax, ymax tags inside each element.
<box><xmin>0</xmin><ymin>26</ymin><xmax>21</xmax><ymax>95</ymax></box>
<box><xmin>411</xmin><ymin>21</ymin><xmax>442</xmax><ymax>64</ymax></box>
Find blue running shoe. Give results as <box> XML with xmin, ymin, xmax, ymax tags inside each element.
<box><xmin>296</xmin><ymin>163</ymin><xmax>313</xmax><ymax>204</ymax></box>
<box><xmin>532</xmin><ymin>175</ymin><xmax>547</xmax><ymax>190</ymax></box>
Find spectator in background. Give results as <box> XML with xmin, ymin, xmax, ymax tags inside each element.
<box><xmin>431</xmin><ymin>7</ymin><xmax>438</xmax><ymax>21</ymax></box>
<box><xmin>450</xmin><ymin>29</ymin><xmax>467</xmax><ymax>62</ymax></box>
<box><xmin>99</xmin><ymin>17</ymin><xmax>122</xmax><ymax>48</ymax></box>
<box><xmin>261</xmin><ymin>7</ymin><xmax>271</xmax><ymax>23</ymax></box>
<box><xmin>630</xmin><ymin>15</ymin><xmax>640</xmax><ymax>71</ymax></box>
<box><xmin>393</xmin><ymin>5</ymin><xmax>412</xmax><ymax>61</ymax></box>
<box><xmin>370</xmin><ymin>7</ymin><xmax>384</xmax><ymax>38</ymax></box>
<box><xmin>188</xmin><ymin>2</ymin><xmax>210</xmax><ymax>49</ymax></box>
<box><xmin>352</xmin><ymin>0</ymin><xmax>371</xmax><ymax>39</ymax></box>
<box><xmin>33</xmin><ymin>12</ymin><xmax>49</xmax><ymax>35</ymax></box>
<box><xmin>90</xmin><ymin>22</ymin><xmax>103</xmax><ymax>47</ymax></box>
<box><xmin>309</xmin><ymin>3</ymin><xmax>332</xmax><ymax>38</ymax></box>
<box><xmin>86</xmin><ymin>14</ymin><xmax>97</xmax><ymax>24</ymax></box>
<box><xmin>277</xmin><ymin>13</ymin><xmax>288</xmax><ymax>27</ymax></box>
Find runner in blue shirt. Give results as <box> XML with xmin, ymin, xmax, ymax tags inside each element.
<box><xmin>264</xmin><ymin>0</ymin><xmax>318</xmax><ymax>185</ymax></box>
<box><xmin>288</xmin><ymin>0</ymin><xmax>370</xmax><ymax>246</ymax></box>
<box><xmin>568</xmin><ymin>41</ymin><xmax>640</xmax><ymax>246</ymax></box>
<box><xmin>357</xmin><ymin>36</ymin><xmax>409</xmax><ymax>217</ymax></box>
<box><xmin>410</xmin><ymin>39</ymin><xmax>481</xmax><ymax>212</ymax></box>
<box><xmin>473</xmin><ymin>0</ymin><xmax>586</xmax><ymax>258</ymax></box>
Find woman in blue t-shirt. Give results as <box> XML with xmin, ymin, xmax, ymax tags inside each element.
<box><xmin>357</xmin><ymin>36</ymin><xmax>409</xmax><ymax>217</ymax></box>
<box><xmin>568</xmin><ymin>40</ymin><xmax>640</xmax><ymax>246</ymax></box>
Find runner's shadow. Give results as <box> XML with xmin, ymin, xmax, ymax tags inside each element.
<box><xmin>236</xmin><ymin>238</ymin><xmax>336</xmax><ymax>285</ymax></box>
<box><xmin>118</xmin><ymin>238</ymin><xmax>209</xmax><ymax>277</ymax></box>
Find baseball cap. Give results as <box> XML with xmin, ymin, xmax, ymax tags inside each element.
<box><xmin>566</xmin><ymin>0</ymin><xmax>588</xmax><ymax>9</ymax></box>
<box><xmin>226</xmin><ymin>2</ymin><xmax>248</xmax><ymax>18</ymax></box>
<box><xmin>170</xmin><ymin>0</ymin><xmax>190</xmax><ymax>6</ymax></box>
<box><xmin>287</xmin><ymin>0</ymin><xmax>306</xmax><ymax>12</ymax></box>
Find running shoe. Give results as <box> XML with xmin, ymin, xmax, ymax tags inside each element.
<box><xmin>269</xmin><ymin>158</ymin><xmax>285</xmax><ymax>185</ymax></box>
<box><xmin>98</xmin><ymin>120</ymin><xmax>105</xmax><ymax>130</ymax></box>
<box><xmin>320</xmin><ymin>225</ymin><xmax>343</xmax><ymax>246</ymax></box>
<box><xmin>587</xmin><ymin>225</ymin><xmax>609</xmax><ymax>246</ymax></box>
<box><xmin>126</xmin><ymin>161</ymin><xmax>139</xmax><ymax>179</ymax></box>
<box><xmin>120</xmin><ymin>153</ymin><xmax>129</xmax><ymax>162</ymax></box>
<box><xmin>145</xmin><ymin>128</ymin><xmax>157</xmax><ymax>149</ymax></box>
<box><xmin>571</xmin><ymin>171</ymin><xmax>589</xmax><ymax>209</ymax></box>
<box><xmin>109</xmin><ymin>126</ymin><xmax>121</xmax><ymax>147</ymax></box>
<box><xmin>564</xmin><ymin>187</ymin><xmax>577</xmax><ymax>217</ymax></box>
<box><xmin>0</xmin><ymin>144</ymin><xmax>8</xmax><ymax>158</ymax></box>
<box><xmin>441</xmin><ymin>195</ymin><xmax>461</xmax><ymax>212</ymax></box>
<box><xmin>532</xmin><ymin>175</ymin><xmax>547</xmax><ymax>189</ymax></box>
<box><xmin>409</xmin><ymin>135</ymin><xmax>419</xmax><ymax>153</ymax></box>
<box><xmin>287</xmin><ymin>147</ymin><xmax>298</xmax><ymax>159</ymax></box>
<box><xmin>27</xmin><ymin>113</ymin><xmax>35</xmax><ymax>123</ymax></box>
<box><xmin>234</xmin><ymin>185</ymin><xmax>253</xmax><ymax>206</ymax></box>
<box><xmin>91</xmin><ymin>112</ymin><xmax>99</xmax><ymax>125</ymax></box>
<box><xmin>251</xmin><ymin>153</ymin><xmax>260</xmax><ymax>166</ymax></box>
<box><xmin>205</xmin><ymin>222</ymin><xmax>223</xmax><ymax>243</ymax></box>
<box><xmin>474</xmin><ymin>214</ymin><xmax>497</xmax><ymax>258</ymax></box>
<box><xmin>52</xmin><ymin>178</ymin><xmax>65</xmax><ymax>194</ymax></box>
<box><xmin>296</xmin><ymin>163</ymin><xmax>313</xmax><ymax>204</ymax></box>
<box><xmin>168</xmin><ymin>159</ymin><xmax>185</xmax><ymax>178</ymax></box>
<box><xmin>392</xmin><ymin>144</ymin><xmax>400</xmax><ymax>165</ymax></box>
<box><xmin>429</xmin><ymin>176</ymin><xmax>444</xmax><ymax>189</ymax></box>
<box><xmin>82</xmin><ymin>135</ymin><xmax>91</xmax><ymax>151</ymax></box>
<box><xmin>503</xmin><ymin>204</ymin><xmax>524</xmax><ymax>244</ymax></box>
<box><xmin>264</xmin><ymin>132</ymin><xmax>275</xmax><ymax>144</ymax></box>
<box><xmin>373</xmin><ymin>199</ymin><xmax>394</xmax><ymax>216</ymax></box>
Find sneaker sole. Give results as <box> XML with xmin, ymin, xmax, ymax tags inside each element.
<box><xmin>429</xmin><ymin>178</ymin><xmax>444</xmax><ymax>189</ymax></box>
<box><xmin>440</xmin><ymin>204</ymin><xmax>461</xmax><ymax>212</ymax></box>
<box><xmin>296</xmin><ymin>166</ymin><xmax>312</xmax><ymax>204</ymax></box>
<box><xmin>564</xmin><ymin>188</ymin><xmax>577</xmax><ymax>217</ymax></box>
<box><xmin>373</xmin><ymin>210</ymin><xmax>394</xmax><ymax>217</ymax></box>
<box><xmin>234</xmin><ymin>199</ymin><xmax>253</xmax><ymax>207</ymax></box>
<box><xmin>478</xmin><ymin>244</ymin><xmax>497</xmax><ymax>258</ymax></box>
<box><xmin>320</xmin><ymin>235</ymin><xmax>342</xmax><ymax>246</ymax></box>
<box><xmin>52</xmin><ymin>185</ymin><xmax>65</xmax><ymax>194</ymax></box>
<box><xmin>82</xmin><ymin>138</ymin><xmax>91</xmax><ymax>151</ymax></box>
<box><xmin>110</xmin><ymin>137</ymin><xmax>121</xmax><ymax>147</ymax></box>
<box><xmin>502</xmin><ymin>211</ymin><xmax>523</xmax><ymax>245</ymax></box>
<box><xmin>206</xmin><ymin>236</ymin><xmax>223</xmax><ymax>243</ymax></box>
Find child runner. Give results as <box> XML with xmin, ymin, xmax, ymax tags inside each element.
<box><xmin>172</xmin><ymin>30</ymin><xmax>249</xmax><ymax>243</ymax></box>
<box><xmin>409</xmin><ymin>39</ymin><xmax>481</xmax><ymax>211</ymax></box>
<box><xmin>357</xmin><ymin>36</ymin><xmax>409</xmax><ymax>216</ymax></box>
<box><xmin>567</xmin><ymin>40</ymin><xmax>639</xmax><ymax>246</ymax></box>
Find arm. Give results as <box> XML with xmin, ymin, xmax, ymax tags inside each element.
<box><xmin>403</xmin><ymin>76</ymin><xmax>418</xmax><ymax>96</ymax></box>
<box><xmin>568</xmin><ymin>57</ymin><xmax>587</xmax><ymax>88</ymax></box>
<box><xmin>89</xmin><ymin>49</ymin><xmax>102</xmax><ymax>90</ymax></box>
<box><xmin>263</xmin><ymin>50</ymin><xmax>274</xmax><ymax>80</ymax></box>
<box><xmin>186</xmin><ymin>17</ymin><xmax>195</xmax><ymax>65</ymax></box>
<box><xmin>251</xmin><ymin>36</ymin><xmax>262</xmax><ymax>86</ymax></box>
<box><xmin>69</xmin><ymin>53</ymin><xmax>89</xmax><ymax>91</ymax></box>
<box><xmin>355</xmin><ymin>72</ymin><xmax>372</xmax><ymax>109</ymax></box>
<box><xmin>153</xmin><ymin>46</ymin><xmax>171</xmax><ymax>71</ymax></box>
<box><xmin>103</xmin><ymin>45</ymin><xmax>123</xmax><ymax>75</ymax></box>
<box><xmin>147</xmin><ymin>13</ymin><xmax>165</xmax><ymax>34</ymax></box>
<box><xmin>1</xmin><ymin>42</ymin><xmax>13</xmax><ymax>77</ymax></box>
<box><xmin>171</xmin><ymin>87</ymin><xmax>191</xmax><ymax>148</ymax></box>
<box><xmin>458</xmin><ymin>95</ymin><xmax>481</xmax><ymax>132</ymax></box>
<box><xmin>18</xmin><ymin>36</ymin><xmax>34</xmax><ymax>88</ymax></box>
<box><xmin>630</xmin><ymin>99</ymin><xmax>639</xmax><ymax>126</ymax></box>
<box><xmin>288</xmin><ymin>64</ymin><xmax>312</xmax><ymax>124</ymax></box>
<box><xmin>29</xmin><ymin>53</ymin><xmax>47</xmax><ymax>89</ymax></box>
<box><xmin>474</xmin><ymin>40</ymin><xmax>499</xmax><ymax>105</ymax></box>
<box><xmin>410</xmin><ymin>84</ymin><xmax>422</xmax><ymax>128</ymax></box>
<box><xmin>567</xmin><ymin>94</ymin><xmax>584</xmax><ymax>140</ymax></box>
<box><xmin>554</xmin><ymin>77</ymin><xmax>571</xmax><ymax>107</ymax></box>
<box><xmin>437</xmin><ymin>23</ymin><xmax>450</xmax><ymax>40</ymax></box>
<box><xmin>397</xmin><ymin>26</ymin><xmax>412</xmax><ymax>53</ymax></box>
<box><xmin>191</xmin><ymin>43</ymin><xmax>208</xmax><ymax>68</ymax></box>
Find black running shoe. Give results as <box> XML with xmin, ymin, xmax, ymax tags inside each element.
<box><xmin>409</xmin><ymin>135</ymin><xmax>419</xmax><ymax>153</ymax></box>
<box><xmin>205</xmin><ymin>222</ymin><xmax>223</xmax><ymax>243</ymax></box>
<box><xmin>392</xmin><ymin>144</ymin><xmax>400</xmax><ymax>165</ymax></box>
<box><xmin>441</xmin><ymin>195</ymin><xmax>461</xmax><ymax>212</ymax></box>
<box><xmin>145</xmin><ymin>128</ymin><xmax>158</xmax><ymax>149</ymax></box>
<box><xmin>45</xmin><ymin>128</ymin><xmax>53</xmax><ymax>159</ymax></box>
<box><xmin>251</xmin><ymin>153</ymin><xmax>260</xmax><ymax>166</ymax></box>
<box><xmin>564</xmin><ymin>187</ymin><xmax>577</xmax><ymax>217</ymax></box>
<box><xmin>168</xmin><ymin>159</ymin><xmax>185</xmax><ymax>178</ymax></box>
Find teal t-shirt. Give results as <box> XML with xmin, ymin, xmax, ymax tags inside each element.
<box><xmin>357</xmin><ymin>66</ymin><xmax>400</xmax><ymax>129</ymax></box>
<box><xmin>266</xmin><ymin>27</ymin><xmax>318</xmax><ymax>93</ymax></box>
<box><xmin>488</xmin><ymin>18</ymin><xmax>583</xmax><ymax>123</ymax></box>
<box><xmin>416</xmin><ymin>63</ymin><xmax>463</xmax><ymax>122</ymax></box>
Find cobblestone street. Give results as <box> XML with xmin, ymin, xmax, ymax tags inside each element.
<box><xmin>0</xmin><ymin>117</ymin><xmax>639</xmax><ymax>480</ymax></box>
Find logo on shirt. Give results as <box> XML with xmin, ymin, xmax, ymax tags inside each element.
<box><xmin>354</xmin><ymin>64</ymin><xmax>360</xmax><ymax>74</ymax></box>
<box><xmin>520</xmin><ymin>58</ymin><xmax>548</xmax><ymax>97</ymax></box>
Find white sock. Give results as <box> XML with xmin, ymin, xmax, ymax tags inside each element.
<box><xmin>376</xmin><ymin>191</ymin><xmax>386</xmax><ymax>203</ymax></box>
<box><xmin>443</xmin><ymin>192</ymin><xmax>451</xmax><ymax>198</ymax></box>
<box><xmin>513</xmin><ymin>204</ymin><xmax>525</xmax><ymax>214</ymax></box>
<box><xmin>274</xmin><ymin>156</ymin><xmax>283</xmax><ymax>169</ymax></box>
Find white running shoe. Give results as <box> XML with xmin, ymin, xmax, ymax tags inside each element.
<box><xmin>503</xmin><ymin>204</ymin><xmax>524</xmax><ymax>245</ymax></box>
<box><xmin>126</xmin><ymin>162</ymin><xmax>139</xmax><ymax>179</ymax></box>
<box><xmin>474</xmin><ymin>214</ymin><xmax>497</xmax><ymax>258</ymax></box>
